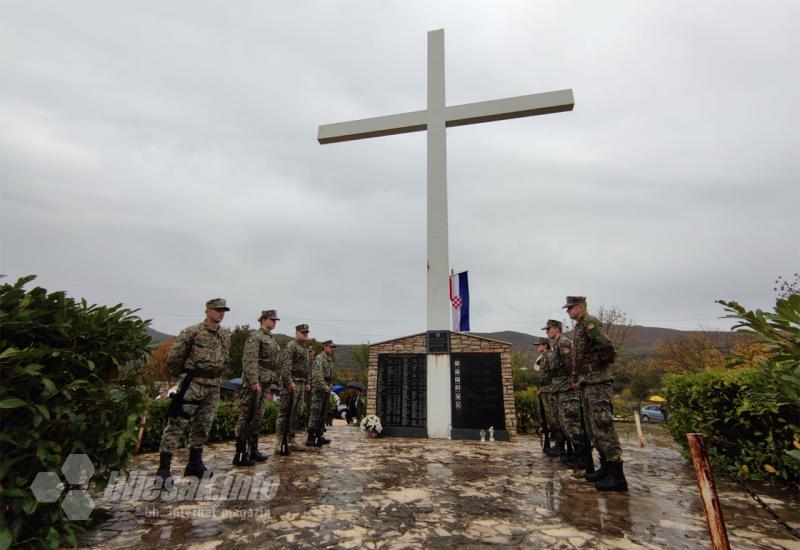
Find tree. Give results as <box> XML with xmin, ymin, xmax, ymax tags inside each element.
<box><xmin>653</xmin><ymin>333</ymin><xmax>725</xmax><ymax>373</ymax></box>
<box><xmin>512</xmin><ymin>352</ymin><xmax>539</xmax><ymax>391</ymax></box>
<box><xmin>226</xmin><ymin>324</ymin><xmax>252</xmax><ymax>378</ymax></box>
<box><xmin>144</xmin><ymin>338</ymin><xmax>175</xmax><ymax>385</ymax></box>
<box><xmin>349</xmin><ymin>344</ymin><xmax>369</xmax><ymax>385</ymax></box>
<box><xmin>774</xmin><ymin>273</ymin><xmax>799</xmax><ymax>299</ymax></box>
<box><xmin>594</xmin><ymin>305</ymin><xmax>638</xmax><ymax>364</ymax></box>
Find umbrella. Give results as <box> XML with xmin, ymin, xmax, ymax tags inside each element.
<box><xmin>346</xmin><ymin>381</ymin><xmax>366</xmax><ymax>392</ymax></box>
<box><xmin>332</xmin><ymin>384</ymin><xmax>345</xmax><ymax>393</ymax></box>
<box><xmin>648</xmin><ymin>395</ymin><xmax>666</xmax><ymax>403</ymax></box>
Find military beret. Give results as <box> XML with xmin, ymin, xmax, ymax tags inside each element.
<box><xmin>562</xmin><ymin>296</ymin><xmax>587</xmax><ymax>309</ymax></box>
<box><xmin>259</xmin><ymin>309</ymin><xmax>280</xmax><ymax>321</ymax></box>
<box><xmin>296</xmin><ymin>324</ymin><xmax>309</xmax><ymax>332</ymax></box>
<box><xmin>206</xmin><ymin>298</ymin><xmax>230</xmax><ymax>311</ymax></box>
<box><xmin>541</xmin><ymin>319</ymin><xmax>563</xmax><ymax>330</ymax></box>
<box><xmin>322</xmin><ymin>339</ymin><xmax>337</xmax><ymax>348</ymax></box>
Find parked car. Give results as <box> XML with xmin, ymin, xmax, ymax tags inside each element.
<box><xmin>640</xmin><ymin>404</ymin><xmax>666</xmax><ymax>422</ymax></box>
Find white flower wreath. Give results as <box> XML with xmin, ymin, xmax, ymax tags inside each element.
<box><xmin>359</xmin><ymin>414</ymin><xmax>383</xmax><ymax>434</ymax></box>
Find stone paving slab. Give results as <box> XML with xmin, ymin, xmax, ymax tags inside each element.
<box><xmin>80</xmin><ymin>424</ymin><xmax>800</xmax><ymax>549</ymax></box>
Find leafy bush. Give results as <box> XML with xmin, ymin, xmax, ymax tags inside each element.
<box><xmin>665</xmin><ymin>293</ymin><xmax>800</xmax><ymax>486</ymax></box>
<box><xmin>139</xmin><ymin>398</ymin><xmax>279</xmax><ymax>453</ymax></box>
<box><xmin>665</xmin><ymin>368</ymin><xmax>799</xmax><ymax>484</ymax></box>
<box><xmin>0</xmin><ymin>276</ymin><xmax>151</xmax><ymax>548</ymax></box>
<box><xmin>515</xmin><ymin>388</ymin><xmax>540</xmax><ymax>434</ymax></box>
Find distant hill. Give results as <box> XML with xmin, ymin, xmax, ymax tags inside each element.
<box><xmin>471</xmin><ymin>325</ymin><xmax>743</xmax><ymax>360</ymax></box>
<box><xmin>146</xmin><ymin>327</ymin><xmax>173</xmax><ymax>343</ymax></box>
<box><xmin>147</xmin><ymin>323</ymin><xmax>738</xmax><ymax>367</ymax></box>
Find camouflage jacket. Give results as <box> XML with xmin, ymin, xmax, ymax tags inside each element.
<box><xmin>280</xmin><ymin>339</ymin><xmax>310</xmax><ymax>386</ymax></box>
<box><xmin>311</xmin><ymin>352</ymin><xmax>334</xmax><ymax>392</ymax></box>
<box><xmin>572</xmin><ymin>314</ymin><xmax>615</xmax><ymax>384</ymax></box>
<box><xmin>166</xmin><ymin>320</ymin><xmax>230</xmax><ymax>383</ymax></box>
<box><xmin>536</xmin><ymin>351</ymin><xmax>552</xmax><ymax>388</ymax></box>
<box><xmin>241</xmin><ymin>328</ymin><xmax>281</xmax><ymax>385</ymax></box>
<box><xmin>548</xmin><ymin>335</ymin><xmax>574</xmax><ymax>392</ymax></box>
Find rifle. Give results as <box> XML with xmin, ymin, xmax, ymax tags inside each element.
<box><xmin>279</xmin><ymin>386</ymin><xmax>294</xmax><ymax>456</ymax></box>
<box><xmin>577</xmin><ymin>389</ymin><xmax>595</xmax><ymax>474</ymax></box>
<box><xmin>537</xmin><ymin>390</ymin><xmax>550</xmax><ymax>449</ymax></box>
<box><xmin>168</xmin><ymin>371</ymin><xmax>195</xmax><ymax>419</ymax></box>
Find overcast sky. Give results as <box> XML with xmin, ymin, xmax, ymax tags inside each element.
<box><xmin>1</xmin><ymin>1</ymin><xmax>798</xmax><ymax>343</ymax></box>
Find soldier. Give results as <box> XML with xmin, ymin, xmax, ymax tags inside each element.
<box><xmin>535</xmin><ymin>337</ymin><xmax>557</xmax><ymax>456</ymax></box>
<box><xmin>232</xmin><ymin>309</ymin><xmax>281</xmax><ymax>466</ymax></box>
<box><xmin>544</xmin><ymin>319</ymin><xmax>579</xmax><ymax>465</ymax></box>
<box><xmin>275</xmin><ymin>323</ymin><xmax>311</xmax><ymax>453</ymax></box>
<box><xmin>564</xmin><ymin>296</ymin><xmax>628</xmax><ymax>492</ymax></box>
<box><xmin>156</xmin><ymin>298</ymin><xmax>231</xmax><ymax>482</ymax></box>
<box><xmin>307</xmin><ymin>339</ymin><xmax>336</xmax><ymax>446</ymax></box>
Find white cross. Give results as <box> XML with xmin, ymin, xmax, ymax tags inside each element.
<box><xmin>318</xmin><ymin>29</ymin><xmax>573</xmax><ymax>332</ymax></box>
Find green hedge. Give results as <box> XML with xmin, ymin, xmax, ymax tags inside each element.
<box><xmin>515</xmin><ymin>389</ymin><xmax>540</xmax><ymax>434</ymax></box>
<box><xmin>139</xmin><ymin>398</ymin><xmax>279</xmax><ymax>453</ymax></box>
<box><xmin>665</xmin><ymin>368</ymin><xmax>800</xmax><ymax>485</ymax></box>
<box><xmin>0</xmin><ymin>276</ymin><xmax>152</xmax><ymax>549</ymax></box>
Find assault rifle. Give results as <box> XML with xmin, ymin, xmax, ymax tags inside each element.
<box><xmin>279</xmin><ymin>387</ymin><xmax>294</xmax><ymax>456</ymax></box>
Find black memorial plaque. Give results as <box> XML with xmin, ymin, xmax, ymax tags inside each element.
<box><xmin>376</xmin><ymin>354</ymin><xmax>427</xmax><ymax>437</ymax></box>
<box><xmin>427</xmin><ymin>330</ymin><xmax>450</xmax><ymax>353</ymax></box>
<box><xmin>450</xmin><ymin>352</ymin><xmax>509</xmax><ymax>441</ymax></box>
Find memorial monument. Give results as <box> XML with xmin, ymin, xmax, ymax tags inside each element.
<box><xmin>318</xmin><ymin>29</ymin><xmax>574</xmax><ymax>439</ymax></box>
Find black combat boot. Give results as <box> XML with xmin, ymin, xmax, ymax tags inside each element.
<box><xmin>560</xmin><ymin>438</ymin><xmax>575</xmax><ymax>464</ymax></box>
<box><xmin>184</xmin><ymin>447</ymin><xmax>213</xmax><ymax>478</ymax></box>
<box><xmin>306</xmin><ymin>428</ymin><xmax>322</xmax><ymax>447</ymax></box>
<box><xmin>232</xmin><ymin>437</ymin><xmax>254</xmax><ymax>467</ymax></box>
<box><xmin>585</xmin><ymin>455</ymin><xmax>608</xmax><ymax>482</ymax></box>
<box><xmin>155</xmin><ymin>452</ymin><xmax>172</xmax><ymax>487</ymax></box>
<box><xmin>564</xmin><ymin>436</ymin><xmax>586</xmax><ymax>469</ymax></box>
<box><xmin>595</xmin><ymin>460</ymin><xmax>628</xmax><ymax>492</ymax></box>
<box><xmin>249</xmin><ymin>435</ymin><xmax>268</xmax><ymax>462</ymax></box>
<box><xmin>545</xmin><ymin>433</ymin><xmax>565</xmax><ymax>457</ymax></box>
<box><xmin>318</xmin><ymin>433</ymin><xmax>331</xmax><ymax>445</ymax></box>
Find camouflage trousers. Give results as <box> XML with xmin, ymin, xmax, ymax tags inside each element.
<box><xmin>234</xmin><ymin>383</ymin><xmax>269</xmax><ymax>438</ymax></box>
<box><xmin>582</xmin><ymin>381</ymin><xmax>622</xmax><ymax>462</ymax></box>
<box><xmin>308</xmin><ymin>389</ymin><xmax>329</xmax><ymax>432</ymax></box>
<box><xmin>159</xmin><ymin>376</ymin><xmax>220</xmax><ymax>453</ymax></box>
<box><xmin>275</xmin><ymin>380</ymin><xmax>305</xmax><ymax>438</ymax></box>
<box><xmin>558</xmin><ymin>388</ymin><xmax>583</xmax><ymax>442</ymax></box>
<box><xmin>544</xmin><ymin>391</ymin><xmax>562</xmax><ymax>432</ymax></box>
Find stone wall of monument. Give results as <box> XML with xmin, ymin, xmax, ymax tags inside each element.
<box><xmin>367</xmin><ymin>332</ymin><xmax>516</xmax><ymax>439</ymax></box>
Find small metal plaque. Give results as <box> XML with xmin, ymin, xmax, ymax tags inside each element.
<box><xmin>427</xmin><ymin>330</ymin><xmax>450</xmax><ymax>353</ymax></box>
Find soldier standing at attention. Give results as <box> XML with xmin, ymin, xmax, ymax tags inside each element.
<box><xmin>276</xmin><ymin>324</ymin><xmax>311</xmax><ymax>452</ymax></box>
<box><xmin>157</xmin><ymin>298</ymin><xmax>231</xmax><ymax>482</ymax></box>
<box><xmin>545</xmin><ymin>319</ymin><xmax>579</xmax><ymax>465</ymax></box>
<box><xmin>535</xmin><ymin>337</ymin><xmax>560</xmax><ymax>457</ymax></box>
<box><xmin>232</xmin><ymin>309</ymin><xmax>281</xmax><ymax>466</ymax></box>
<box><xmin>307</xmin><ymin>340</ymin><xmax>336</xmax><ymax>446</ymax></box>
<box><xmin>564</xmin><ymin>296</ymin><xmax>628</xmax><ymax>492</ymax></box>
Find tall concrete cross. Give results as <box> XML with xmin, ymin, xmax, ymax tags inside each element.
<box><xmin>318</xmin><ymin>29</ymin><xmax>574</xmax><ymax>332</ymax></box>
<box><xmin>318</xmin><ymin>29</ymin><xmax>573</xmax><ymax>438</ymax></box>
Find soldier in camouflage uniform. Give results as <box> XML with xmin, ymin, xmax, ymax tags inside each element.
<box><xmin>535</xmin><ymin>337</ymin><xmax>559</xmax><ymax>456</ymax></box>
<box><xmin>275</xmin><ymin>324</ymin><xmax>311</xmax><ymax>453</ymax></box>
<box><xmin>157</xmin><ymin>298</ymin><xmax>231</xmax><ymax>482</ymax></box>
<box><xmin>564</xmin><ymin>296</ymin><xmax>628</xmax><ymax>492</ymax></box>
<box><xmin>232</xmin><ymin>309</ymin><xmax>281</xmax><ymax>466</ymax></box>
<box><xmin>544</xmin><ymin>319</ymin><xmax>579</xmax><ymax>464</ymax></box>
<box><xmin>307</xmin><ymin>340</ymin><xmax>336</xmax><ymax>446</ymax></box>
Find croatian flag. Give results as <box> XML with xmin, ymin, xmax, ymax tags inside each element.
<box><xmin>450</xmin><ymin>271</ymin><xmax>470</xmax><ymax>332</ymax></box>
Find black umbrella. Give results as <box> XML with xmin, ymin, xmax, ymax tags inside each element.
<box><xmin>346</xmin><ymin>381</ymin><xmax>366</xmax><ymax>391</ymax></box>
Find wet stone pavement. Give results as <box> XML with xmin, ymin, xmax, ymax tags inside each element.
<box><xmin>80</xmin><ymin>423</ymin><xmax>800</xmax><ymax>549</ymax></box>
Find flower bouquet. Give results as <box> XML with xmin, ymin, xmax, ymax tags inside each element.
<box><xmin>360</xmin><ymin>414</ymin><xmax>383</xmax><ymax>438</ymax></box>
